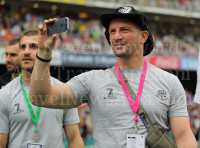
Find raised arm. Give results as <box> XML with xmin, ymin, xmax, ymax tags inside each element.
<box><xmin>30</xmin><ymin>19</ymin><xmax>76</xmax><ymax>109</ymax></box>
<box><xmin>0</xmin><ymin>134</ymin><xmax>8</xmax><ymax>148</ymax></box>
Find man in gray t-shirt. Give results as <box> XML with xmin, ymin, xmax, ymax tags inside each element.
<box><xmin>0</xmin><ymin>30</ymin><xmax>84</xmax><ymax>148</ymax></box>
<box><xmin>30</xmin><ymin>6</ymin><xmax>196</xmax><ymax>148</ymax></box>
<box><xmin>66</xmin><ymin>64</ymin><xmax>189</xmax><ymax>148</ymax></box>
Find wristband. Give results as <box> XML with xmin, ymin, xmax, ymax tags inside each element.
<box><xmin>36</xmin><ymin>53</ymin><xmax>52</xmax><ymax>62</ymax></box>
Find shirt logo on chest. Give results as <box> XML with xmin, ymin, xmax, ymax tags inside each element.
<box><xmin>103</xmin><ymin>88</ymin><xmax>117</xmax><ymax>100</ymax></box>
<box><xmin>155</xmin><ymin>90</ymin><xmax>167</xmax><ymax>100</ymax></box>
<box><xmin>14</xmin><ymin>103</ymin><xmax>24</xmax><ymax>114</ymax></box>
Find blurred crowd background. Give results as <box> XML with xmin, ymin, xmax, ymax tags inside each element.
<box><xmin>103</xmin><ymin>0</ymin><xmax>200</xmax><ymax>11</ymax></box>
<box><xmin>0</xmin><ymin>14</ymin><xmax>200</xmax><ymax>56</ymax></box>
<box><xmin>1</xmin><ymin>0</ymin><xmax>200</xmax><ymax>56</ymax></box>
<box><xmin>1</xmin><ymin>0</ymin><xmax>200</xmax><ymax>147</ymax></box>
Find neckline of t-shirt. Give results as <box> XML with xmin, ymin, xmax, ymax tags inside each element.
<box><xmin>120</xmin><ymin>67</ymin><xmax>143</xmax><ymax>73</ymax></box>
<box><xmin>22</xmin><ymin>81</ymin><xmax>30</xmax><ymax>87</ymax></box>
<box><xmin>120</xmin><ymin>63</ymin><xmax>150</xmax><ymax>73</ymax></box>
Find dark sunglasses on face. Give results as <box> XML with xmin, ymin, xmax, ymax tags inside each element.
<box><xmin>19</xmin><ymin>43</ymin><xmax>38</xmax><ymax>50</ymax></box>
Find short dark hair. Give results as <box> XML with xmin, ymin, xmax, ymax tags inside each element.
<box><xmin>8</xmin><ymin>38</ymin><xmax>20</xmax><ymax>46</ymax></box>
<box><xmin>21</xmin><ymin>30</ymin><xmax>38</xmax><ymax>38</ymax></box>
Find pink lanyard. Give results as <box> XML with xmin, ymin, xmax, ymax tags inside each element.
<box><xmin>115</xmin><ymin>60</ymin><xmax>147</xmax><ymax>122</ymax></box>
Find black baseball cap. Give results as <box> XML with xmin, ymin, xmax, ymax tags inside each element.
<box><xmin>100</xmin><ymin>6</ymin><xmax>153</xmax><ymax>56</ymax></box>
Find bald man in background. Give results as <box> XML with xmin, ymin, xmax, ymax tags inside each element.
<box><xmin>0</xmin><ymin>39</ymin><xmax>21</xmax><ymax>88</ymax></box>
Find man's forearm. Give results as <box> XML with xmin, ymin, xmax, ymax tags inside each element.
<box><xmin>30</xmin><ymin>20</ymin><xmax>58</xmax><ymax>105</ymax></box>
<box><xmin>30</xmin><ymin>50</ymin><xmax>52</xmax><ymax>105</ymax></box>
<box><xmin>68</xmin><ymin>135</ymin><xmax>84</xmax><ymax>148</ymax></box>
<box><xmin>175</xmin><ymin>132</ymin><xmax>196</xmax><ymax>148</ymax></box>
<box><xmin>0</xmin><ymin>134</ymin><xmax>8</xmax><ymax>148</ymax></box>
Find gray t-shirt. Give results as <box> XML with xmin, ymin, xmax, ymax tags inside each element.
<box><xmin>67</xmin><ymin>63</ymin><xmax>188</xmax><ymax>148</ymax></box>
<box><xmin>0</xmin><ymin>76</ymin><xmax>79</xmax><ymax>148</ymax></box>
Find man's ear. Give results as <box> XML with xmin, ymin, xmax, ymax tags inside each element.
<box><xmin>140</xmin><ymin>30</ymin><xmax>149</xmax><ymax>44</ymax></box>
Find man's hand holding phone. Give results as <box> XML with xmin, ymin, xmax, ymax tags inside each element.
<box><xmin>37</xmin><ymin>17</ymin><xmax>69</xmax><ymax>60</ymax></box>
<box><xmin>38</xmin><ymin>18</ymin><xmax>58</xmax><ymax>55</ymax></box>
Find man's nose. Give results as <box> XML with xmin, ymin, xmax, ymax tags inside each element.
<box><xmin>114</xmin><ymin>30</ymin><xmax>123</xmax><ymax>40</ymax></box>
<box><xmin>23</xmin><ymin>45</ymin><xmax>31</xmax><ymax>55</ymax></box>
<box><xmin>6</xmin><ymin>55</ymin><xmax>11</xmax><ymax>62</ymax></box>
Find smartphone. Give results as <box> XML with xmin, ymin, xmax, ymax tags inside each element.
<box><xmin>47</xmin><ymin>17</ymin><xmax>69</xmax><ymax>36</ymax></box>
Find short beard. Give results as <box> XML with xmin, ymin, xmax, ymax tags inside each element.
<box><xmin>113</xmin><ymin>45</ymin><xmax>133</xmax><ymax>58</ymax></box>
<box><xmin>7</xmin><ymin>68</ymin><xmax>14</xmax><ymax>73</ymax></box>
<box><xmin>22</xmin><ymin>67</ymin><xmax>33</xmax><ymax>74</ymax></box>
<box><xmin>6</xmin><ymin>65</ymin><xmax>14</xmax><ymax>73</ymax></box>
<box><xmin>114</xmin><ymin>52</ymin><xmax>129</xmax><ymax>58</ymax></box>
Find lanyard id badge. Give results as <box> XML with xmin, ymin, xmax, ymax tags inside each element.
<box><xmin>27</xmin><ymin>142</ymin><xmax>43</xmax><ymax>148</ymax></box>
<box><xmin>127</xmin><ymin>134</ymin><xmax>145</xmax><ymax>148</ymax></box>
<box><xmin>18</xmin><ymin>74</ymin><xmax>41</xmax><ymax>142</ymax></box>
<box><xmin>115</xmin><ymin>60</ymin><xmax>148</xmax><ymax>134</ymax></box>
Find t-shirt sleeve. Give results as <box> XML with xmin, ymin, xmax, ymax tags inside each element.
<box><xmin>67</xmin><ymin>71</ymin><xmax>93</xmax><ymax>106</ymax></box>
<box><xmin>0</xmin><ymin>98</ymin><xmax>9</xmax><ymax>134</ymax></box>
<box><xmin>63</xmin><ymin>108</ymin><xmax>80</xmax><ymax>125</ymax></box>
<box><xmin>168</xmin><ymin>76</ymin><xmax>188</xmax><ymax>117</ymax></box>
